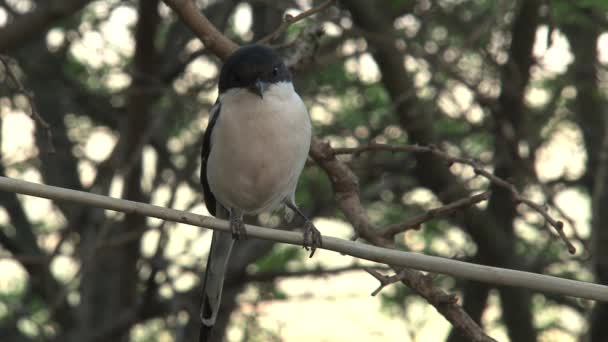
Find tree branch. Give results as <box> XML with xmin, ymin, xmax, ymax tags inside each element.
<box><xmin>0</xmin><ymin>176</ymin><xmax>606</xmax><ymax>302</ymax></box>
<box><xmin>310</xmin><ymin>137</ymin><xmax>497</xmax><ymax>342</ymax></box>
<box><xmin>334</xmin><ymin>142</ymin><xmax>575</xmax><ymax>253</ymax></box>
<box><xmin>0</xmin><ymin>55</ymin><xmax>54</xmax><ymax>152</ymax></box>
<box><xmin>381</xmin><ymin>191</ymin><xmax>491</xmax><ymax>238</ymax></box>
<box><xmin>161</xmin><ymin>0</ymin><xmax>238</xmax><ymax>59</ymax></box>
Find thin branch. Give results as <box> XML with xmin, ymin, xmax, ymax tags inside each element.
<box><xmin>0</xmin><ymin>177</ymin><xmax>606</xmax><ymax>302</ymax></box>
<box><xmin>310</xmin><ymin>138</ymin><xmax>495</xmax><ymax>342</ymax></box>
<box><xmin>365</xmin><ymin>268</ymin><xmax>409</xmax><ymax>296</ymax></box>
<box><xmin>257</xmin><ymin>0</ymin><xmax>337</xmax><ymax>44</ymax></box>
<box><xmin>334</xmin><ymin>142</ymin><xmax>576</xmax><ymax>254</ymax></box>
<box><xmin>381</xmin><ymin>191</ymin><xmax>491</xmax><ymax>238</ymax></box>
<box><xmin>0</xmin><ymin>55</ymin><xmax>54</xmax><ymax>152</ymax></box>
<box><xmin>365</xmin><ymin>268</ymin><xmax>458</xmax><ymax>305</ymax></box>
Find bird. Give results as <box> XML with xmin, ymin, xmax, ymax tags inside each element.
<box><xmin>199</xmin><ymin>44</ymin><xmax>321</xmax><ymax>340</ymax></box>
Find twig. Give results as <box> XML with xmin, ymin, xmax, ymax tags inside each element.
<box><xmin>381</xmin><ymin>191</ymin><xmax>491</xmax><ymax>238</ymax></box>
<box><xmin>0</xmin><ymin>175</ymin><xmax>606</xmax><ymax>302</ymax></box>
<box><xmin>257</xmin><ymin>0</ymin><xmax>337</xmax><ymax>44</ymax></box>
<box><xmin>364</xmin><ymin>268</ymin><xmax>458</xmax><ymax>305</ymax></box>
<box><xmin>548</xmin><ymin>195</ymin><xmax>590</xmax><ymax>256</ymax></box>
<box><xmin>333</xmin><ymin>142</ymin><xmax>576</xmax><ymax>254</ymax></box>
<box><xmin>0</xmin><ymin>55</ymin><xmax>54</xmax><ymax>153</ymax></box>
<box><xmin>365</xmin><ymin>267</ymin><xmax>408</xmax><ymax>296</ymax></box>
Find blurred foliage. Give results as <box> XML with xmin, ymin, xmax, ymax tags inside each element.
<box><xmin>552</xmin><ymin>0</ymin><xmax>608</xmax><ymax>25</ymax></box>
<box><xmin>0</xmin><ymin>0</ymin><xmax>607</xmax><ymax>341</ymax></box>
<box><xmin>254</xmin><ymin>246</ymin><xmax>304</xmax><ymax>273</ymax></box>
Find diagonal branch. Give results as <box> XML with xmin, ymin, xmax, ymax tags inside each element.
<box><xmin>365</xmin><ymin>268</ymin><xmax>459</xmax><ymax>307</ymax></box>
<box><xmin>310</xmin><ymin>138</ymin><xmax>495</xmax><ymax>342</ymax></box>
<box><xmin>161</xmin><ymin>0</ymin><xmax>238</xmax><ymax>59</ymax></box>
<box><xmin>381</xmin><ymin>191</ymin><xmax>491</xmax><ymax>238</ymax></box>
<box><xmin>334</xmin><ymin>142</ymin><xmax>575</xmax><ymax>253</ymax></box>
<box><xmin>257</xmin><ymin>0</ymin><xmax>337</xmax><ymax>44</ymax></box>
<box><xmin>0</xmin><ymin>55</ymin><xmax>54</xmax><ymax>152</ymax></box>
<box><xmin>0</xmin><ymin>176</ymin><xmax>606</xmax><ymax>302</ymax></box>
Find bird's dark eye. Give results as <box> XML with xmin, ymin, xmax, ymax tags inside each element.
<box><xmin>272</xmin><ymin>66</ymin><xmax>279</xmax><ymax>77</ymax></box>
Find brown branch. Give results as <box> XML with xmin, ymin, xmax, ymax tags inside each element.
<box><xmin>381</xmin><ymin>191</ymin><xmax>491</xmax><ymax>238</ymax></box>
<box><xmin>0</xmin><ymin>55</ymin><xmax>54</xmax><ymax>152</ymax></box>
<box><xmin>310</xmin><ymin>137</ymin><xmax>496</xmax><ymax>342</ymax></box>
<box><xmin>334</xmin><ymin>142</ymin><xmax>576</xmax><ymax>254</ymax></box>
<box><xmin>547</xmin><ymin>194</ymin><xmax>590</xmax><ymax>256</ymax></box>
<box><xmin>310</xmin><ymin>137</ymin><xmax>389</xmax><ymax>244</ymax></box>
<box><xmin>161</xmin><ymin>0</ymin><xmax>238</xmax><ymax>59</ymax></box>
<box><xmin>365</xmin><ymin>268</ymin><xmax>459</xmax><ymax>305</ymax></box>
<box><xmin>365</xmin><ymin>267</ymin><xmax>410</xmax><ymax>296</ymax></box>
<box><xmin>257</xmin><ymin>0</ymin><xmax>337</xmax><ymax>44</ymax></box>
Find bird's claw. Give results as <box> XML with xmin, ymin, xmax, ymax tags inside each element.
<box><xmin>302</xmin><ymin>221</ymin><xmax>322</xmax><ymax>258</ymax></box>
<box><xmin>230</xmin><ymin>215</ymin><xmax>247</xmax><ymax>240</ymax></box>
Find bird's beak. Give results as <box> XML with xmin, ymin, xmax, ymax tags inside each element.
<box><xmin>249</xmin><ymin>79</ymin><xmax>267</xmax><ymax>99</ymax></box>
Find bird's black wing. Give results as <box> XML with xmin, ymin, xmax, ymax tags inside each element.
<box><xmin>201</xmin><ymin>100</ymin><xmax>221</xmax><ymax>217</ymax></box>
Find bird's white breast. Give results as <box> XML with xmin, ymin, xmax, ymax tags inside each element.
<box><xmin>206</xmin><ymin>82</ymin><xmax>311</xmax><ymax>214</ymax></box>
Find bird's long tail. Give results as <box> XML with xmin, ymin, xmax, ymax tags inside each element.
<box><xmin>199</xmin><ymin>207</ymin><xmax>235</xmax><ymax>342</ymax></box>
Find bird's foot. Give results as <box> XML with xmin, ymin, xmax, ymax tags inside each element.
<box><xmin>302</xmin><ymin>221</ymin><xmax>322</xmax><ymax>258</ymax></box>
<box><xmin>230</xmin><ymin>214</ymin><xmax>247</xmax><ymax>240</ymax></box>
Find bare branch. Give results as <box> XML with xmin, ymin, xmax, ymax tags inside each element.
<box><xmin>381</xmin><ymin>191</ymin><xmax>491</xmax><ymax>238</ymax></box>
<box><xmin>311</xmin><ymin>137</ymin><xmax>497</xmax><ymax>342</ymax></box>
<box><xmin>161</xmin><ymin>0</ymin><xmax>238</xmax><ymax>59</ymax></box>
<box><xmin>334</xmin><ymin>142</ymin><xmax>576</xmax><ymax>253</ymax></box>
<box><xmin>365</xmin><ymin>267</ymin><xmax>408</xmax><ymax>296</ymax></box>
<box><xmin>0</xmin><ymin>176</ymin><xmax>606</xmax><ymax>302</ymax></box>
<box><xmin>0</xmin><ymin>55</ymin><xmax>54</xmax><ymax>152</ymax></box>
<box><xmin>257</xmin><ymin>0</ymin><xmax>337</xmax><ymax>44</ymax></box>
<box><xmin>365</xmin><ymin>268</ymin><xmax>459</xmax><ymax>306</ymax></box>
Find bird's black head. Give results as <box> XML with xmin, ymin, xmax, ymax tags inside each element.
<box><xmin>218</xmin><ymin>45</ymin><xmax>291</xmax><ymax>98</ymax></box>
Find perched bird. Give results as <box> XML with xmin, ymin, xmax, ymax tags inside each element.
<box><xmin>199</xmin><ymin>44</ymin><xmax>321</xmax><ymax>340</ymax></box>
